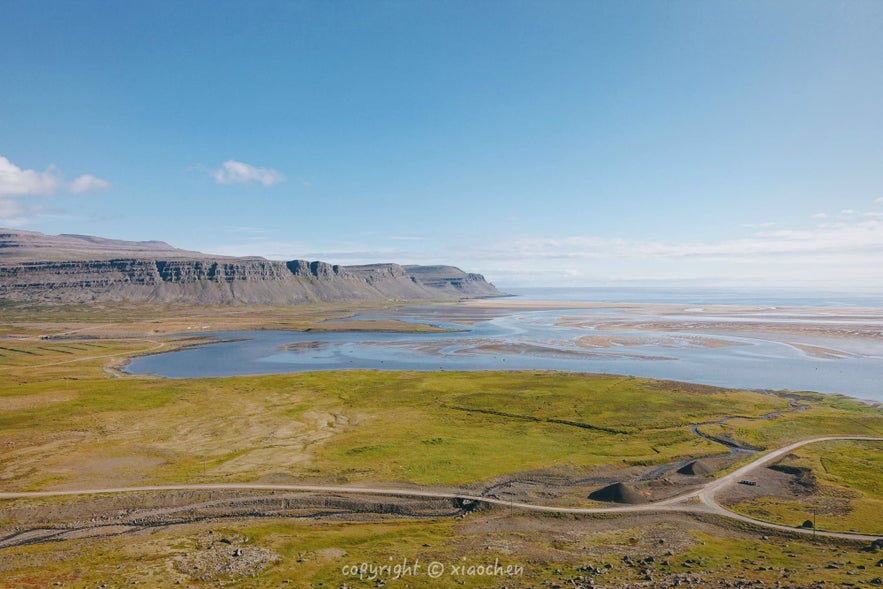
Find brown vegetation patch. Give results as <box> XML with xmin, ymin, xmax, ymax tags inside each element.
<box><xmin>279</xmin><ymin>341</ymin><xmax>331</xmax><ymax>351</ymax></box>
<box><xmin>174</xmin><ymin>532</ymin><xmax>279</xmax><ymax>581</ymax></box>
<box><xmin>0</xmin><ymin>391</ymin><xmax>76</xmax><ymax>411</ymax></box>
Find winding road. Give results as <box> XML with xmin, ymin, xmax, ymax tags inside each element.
<box><xmin>2</xmin><ymin>435</ymin><xmax>881</xmax><ymax>544</ymax></box>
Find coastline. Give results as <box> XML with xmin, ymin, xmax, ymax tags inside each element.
<box><xmin>117</xmin><ymin>298</ymin><xmax>883</xmax><ymax>404</ymax></box>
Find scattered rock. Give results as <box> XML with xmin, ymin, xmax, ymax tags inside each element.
<box><xmin>174</xmin><ymin>533</ymin><xmax>279</xmax><ymax>581</ymax></box>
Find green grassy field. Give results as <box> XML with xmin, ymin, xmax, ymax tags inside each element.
<box><xmin>1</xmin><ymin>315</ymin><xmax>880</xmax><ymax>491</ymax></box>
<box><xmin>0</xmin><ymin>366</ymin><xmax>786</xmax><ymax>489</ymax></box>
<box><xmin>725</xmin><ymin>440</ymin><xmax>883</xmax><ymax>535</ymax></box>
<box><xmin>0</xmin><ymin>300</ymin><xmax>439</xmax><ymax>337</ymax></box>
<box><xmin>3</xmin><ymin>513</ymin><xmax>883</xmax><ymax>589</ymax></box>
<box><xmin>701</xmin><ymin>394</ymin><xmax>883</xmax><ymax>448</ymax></box>
<box><xmin>1</xmin><ymin>304</ymin><xmax>882</xmax><ymax>587</ymax></box>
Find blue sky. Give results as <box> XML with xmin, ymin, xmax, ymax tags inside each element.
<box><xmin>2</xmin><ymin>0</ymin><xmax>882</xmax><ymax>288</ymax></box>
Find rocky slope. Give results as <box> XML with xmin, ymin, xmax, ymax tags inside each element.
<box><xmin>0</xmin><ymin>229</ymin><xmax>504</xmax><ymax>304</ymax></box>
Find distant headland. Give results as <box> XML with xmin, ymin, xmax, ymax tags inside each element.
<box><xmin>0</xmin><ymin>229</ymin><xmax>505</xmax><ymax>304</ymax></box>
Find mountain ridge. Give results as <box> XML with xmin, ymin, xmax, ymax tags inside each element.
<box><xmin>0</xmin><ymin>229</ymin><xmax>505</xmax><ymax>304</ymax></box>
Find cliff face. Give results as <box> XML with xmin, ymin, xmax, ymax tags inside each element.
<box><xmin>0</xmin><ymin>230</ymin><xmax>504</xmax><ymax>304</ymax></box>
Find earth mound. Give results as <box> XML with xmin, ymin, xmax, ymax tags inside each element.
<box><xmin>677</xmin><ymin>460</ymin><xmax>714</xmax><ymax>476</ymax></box>
<box><xmin>588</xmin><ymin>482</ymin><xmax>649</xmax><ymax>504</ymax></box>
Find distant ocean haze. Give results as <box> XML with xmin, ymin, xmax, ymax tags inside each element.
<box><xmin>502</xmin><ymin>287</ymin><xmax>883</xmax><ymax>308</ymax></box>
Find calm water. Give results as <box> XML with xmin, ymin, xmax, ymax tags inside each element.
<box><xmin>125</xmin><ymin>291</ymin><xmax>883</xmax><ymax>403</ymax></box>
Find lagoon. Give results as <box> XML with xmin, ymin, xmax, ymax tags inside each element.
<box><xmin>125</xmin><ymin>296</ymin><xmax>883</xmax><ymax>403</ymax></box>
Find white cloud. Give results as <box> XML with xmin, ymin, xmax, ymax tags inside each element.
<box><xmin>812</xmin><ymin>212</ymin><xmax>828</xmax><ymax>219</ymax></box>
<box><xmin>459</xmin><ymin>216</ymin><xmax>883</xmax><ymax>288</ymax></box>
<box><xmin>840</xmin><ymin>209</ymin><xmax>856</xmax><ymax>215</ymax></box>
<box><xmin>0</xmin><ymin>156</ymin><xmax>60</xmax><ymax>197</ymax></box>
<box><xmin>0</xmin><ymin>155</ymin><xmax>108</xmax><ymax>196</ymax></box>
<box><xmin>68</xmin><ymin>174</ymin><xmax>110</xmax><ymax>194</ymax></box>
<box><xmin>875</xmin><ymin>197</ymin><xmax>883</xmax><ymax>205</ymax></box>
<box><xmin>211</xmin><ymin>160</ymin><xmax>285</xmax><ymax>187</ymax></box>
<box><xmin>0</xmin><ymin>155</ymin><xmax>109</xmax><ymax>224</ymax></box>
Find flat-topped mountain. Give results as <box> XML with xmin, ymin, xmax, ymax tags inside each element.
<box><xmin>0</xmin><ymin>229</ymin><xmax>504</xmax><ymax>304</ymax></box>
<box><xmin>0</xmin><ymin>229</ymin><xmax>208</xmax><ymax>262</ymax></box>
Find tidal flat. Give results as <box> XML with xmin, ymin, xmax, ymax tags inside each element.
<box><xmin>124</xmin><ymin>299</ymin><xmax>883</xmax><ymax>402</ymax></box>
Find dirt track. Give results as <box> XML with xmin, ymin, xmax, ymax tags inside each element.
<box><xmin>2</xmin><ymin>435</ymin><xmax>880</xmax><ymax>547</ymax></box>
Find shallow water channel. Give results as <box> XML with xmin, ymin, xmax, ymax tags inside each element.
<box><xmin>124</xmin><ymin>307</ymin><xmax>883</xmax><ymax>402</ymax></box>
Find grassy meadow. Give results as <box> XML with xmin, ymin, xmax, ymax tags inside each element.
<box><xmin>2</xmin><ymin>351</ymin><xmax>791</xmax><ymax>490</ymax></box>
<box><xmin>3</xmin><ymin>513</ymin><xmax>883</xmax><ymax>588</ymax></box>
<box><xmin>1</xmin><ymin>303</ymin><xmax>882</xmax><ymax>587</ymax></box>
<box><xmin>725</xmin><ymin>440</ymin><xmax>883</xmax><ymax>535</ymax></box>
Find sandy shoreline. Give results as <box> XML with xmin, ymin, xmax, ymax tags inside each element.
<box><xmin>449</xmin><ymin>298</ymin><xmax>883</xmax><ymax>367</ymax></box>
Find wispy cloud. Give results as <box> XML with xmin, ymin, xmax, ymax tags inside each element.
<box><xmin>388</xmin><ymin>235</ymin><xmax>424</xmax><ymax>242</ymax></box>
<box><xmin>469</xmin><ymin>215</ymin><xmax>883</xmax><ymax>288</ymax></box>
<box><xmin>189</xmin><ymin>198</ymin><xmax>883</xmax><ymax>289</ymax></box>
<box><xmin>211</xmin><ymin>160</ymin><xmax>285</xmax><ymax>187</ymax></box>
<box><xmin>68</xmin><ymin>174</ymin><xmax>110</xmax><ymax>194</ymax></box>
<box><xmin>198</xmin><ymin>212</ymin><xmax>883</xmax><ymax>289</ymax></box>
<box><xmin>0</xmin><ymin>198</ymin><xmax>33</xmax><ymax>225</ymax></box>
<box><xmin>207</xmin><ymin>239</ymin><xmax>408</xmax><ymax>262</ymax></box>
<box><xmin>218</xmin><ymin>225</ymin><xmax>272</xmax><ymax>236</ymax></box>
<box><xmin>481</xmin><ymin>219</ymin><xmax>883</xmax><ymax>261</ymax></box>
<box><xmin>0</xmin><ymin>198</ymin><xmax>24</xmax><ymax>218</ymax></box>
